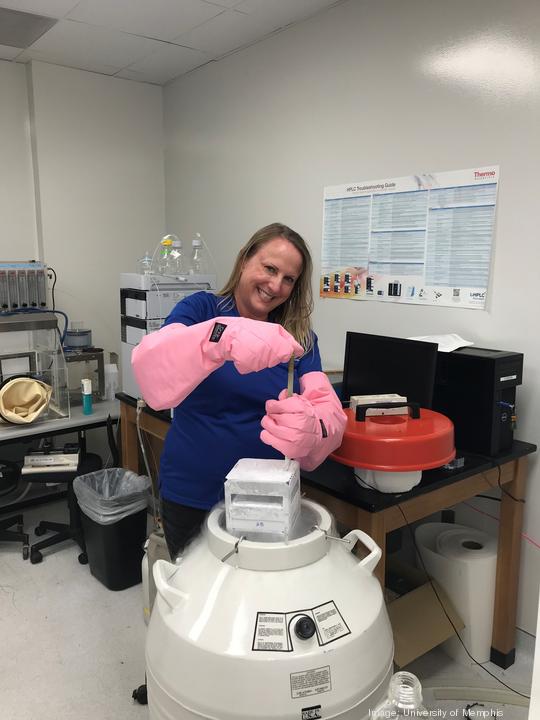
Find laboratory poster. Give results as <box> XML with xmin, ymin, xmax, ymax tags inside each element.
<box><xmin>320</xmin><ymin>166</ymin><xmax>499</xmax><ymax>309</ymax></box>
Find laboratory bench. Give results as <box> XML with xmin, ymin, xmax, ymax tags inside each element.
<box><xmin>116</xmin><ymin>392</ymin><xmax>536</xmax><ymax>669</ymax></box>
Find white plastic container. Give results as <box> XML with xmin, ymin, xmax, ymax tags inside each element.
<box><xmin>146</xmin><ymin>500</ymin><xmax>394</xmax><ymax>720</ymax></box>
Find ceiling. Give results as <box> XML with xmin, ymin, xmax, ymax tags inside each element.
<box><xmin>0</xmin><ymin>0</ymin><xmax>343</xmax><ymax>85</ymax></box>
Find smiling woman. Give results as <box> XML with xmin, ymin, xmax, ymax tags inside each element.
<box><xmin>131</xmin><ymin>221</ymin><xmax>347</xmax><ymax>560</ymax></box>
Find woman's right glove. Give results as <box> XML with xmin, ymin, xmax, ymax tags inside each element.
<box><xmin>131</xmin><ymin>316</ymin><xmax>303</xmax><ymax>410</ymax></box>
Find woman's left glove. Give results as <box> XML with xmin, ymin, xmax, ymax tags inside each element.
<box><xmin>260</xmin><ymin>371</ymin><xmax>347</xmax><ymax>471</ymax></box>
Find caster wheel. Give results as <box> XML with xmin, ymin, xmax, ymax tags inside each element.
<box><xmin>30</xmin><ymin>549</ymin><xmax>43</xmax><ymax>564</ymax></box>
<box><xmin>22</xmin><ymin>545</ymin><xmax>29</xmax><ymax>560</ymax></box>
<box><xmin>132</xmin><ymin>684</ymin><xmax>148</xmax><ymax>705</ymax></box>
<box><xmin>34</xmin><ymin>526</ymin><xmax>47</xmax><ymax>536</ymax></box>
<box><xmin>78</xmin><ymin>552</ymin><xmax>88</xmax><ymax>565</ymax></box>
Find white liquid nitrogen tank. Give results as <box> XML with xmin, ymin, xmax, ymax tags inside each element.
<box><xmin>146</xmin><ymin>499</ymin><xmax>394</xmax><ymax>720</ymax></box>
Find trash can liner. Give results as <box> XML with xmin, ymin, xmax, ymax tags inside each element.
<box><xmin>74</xmin><ymin>468</ymin><xmax>150</xmax><ymax>525</ymax></box>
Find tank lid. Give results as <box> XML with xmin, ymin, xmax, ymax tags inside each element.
<box><xmin>207</xmin><ymin>499</ymin><xmax>333</xmax><ymax>571</ymax></box>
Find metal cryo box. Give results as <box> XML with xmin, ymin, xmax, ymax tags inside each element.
<box><xmin>432</xmin><ymin>346</ymin><xmax>523</xmax><ymax>456</ymax></box>
<box><xmin>120</xmin><ymin>272</ymin><xmax>216</xmax><ymax>400</ymax></box>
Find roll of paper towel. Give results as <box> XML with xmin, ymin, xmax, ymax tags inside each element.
<box><xmin>415</xmin><ymin>522</ymin><xmax>498</xmax><ymax>665</ymax></box>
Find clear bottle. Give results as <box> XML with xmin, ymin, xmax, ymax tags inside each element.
<box><xmin>371</xmin><ymin>672</ymin><xmax>428</xmax><ymax>718</ymax></box>
<box><xmin>189</xmin><ymin>233</ymin><xmax>209</xmax><ymax>275</ymax></box>
<box><xmin>168</xmin><ymin>236</ymin><xmax>185</xmax><ymax>276</ymax></box>
<box><xmin>137</xmin><ymin>250</ymin><xmax>153</xmax><ymax>275</ymax></box>
<box><xmin>156</xmin><ymin>236</ymin><xmax>174</xmax><ymax>275</ymax></box>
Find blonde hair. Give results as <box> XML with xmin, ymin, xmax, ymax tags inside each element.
<box><xmin>218</xmin><ymin>223</ymin><xmax>314</xmax><ymax>351</ymax></box>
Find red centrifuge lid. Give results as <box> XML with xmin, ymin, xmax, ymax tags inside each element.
<box><xmin>331</xmin><ymin>407</ymin><xmax>455</xmax><ymax>471</ymax></box>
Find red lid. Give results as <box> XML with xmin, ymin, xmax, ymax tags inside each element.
<box><xmin>331</xmin><ymin>407</ymin><xmax>455</xmax><ymax>471</ymax></box>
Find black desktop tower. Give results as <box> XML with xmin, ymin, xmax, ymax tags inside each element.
<box><xmin>432</xmin><ymin>347</ymin><xmax>523</xmax><ymax>456</ymax></box>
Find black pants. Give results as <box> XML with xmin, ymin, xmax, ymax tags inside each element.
<box><xmin>160</xmin><ymin>497</ymin><xmax>207</xmax><ymax>560</ymax></box>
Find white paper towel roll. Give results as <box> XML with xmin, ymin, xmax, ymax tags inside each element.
<box><xmin>415</xmin><ymin>522</ymin><xmax>498</xmax><ymax>665</ymax></box>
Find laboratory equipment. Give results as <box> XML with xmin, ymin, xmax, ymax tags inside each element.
<box><xmin>331</xmin><ymin>402</ymin><xmax>455</xmax><ymax>492</ymax></box>
<box><xmin>120</xmin><ymin>271</ymin><xmax>216</xmax><ymax>399</ymax></box>
<box><xmin>188</xmin><ymin>233</ymin><xmax>210</xmax><ymax>275</ymax></box>
<box><xmin>146</xmin><ymin>499</ymin><xmax>394</xmax><ymax>720</ymax></box>
<box><xmin>372</xmin><ymin>671</ymin><xmax>428</xmax><ymax>718</ymax></box>
<box><xmin>0</xmin><ymin>312</ymin><xmax>69</xmax><ymax>423</ymax></box>
<box><xmin>432</xmin><ymin>346</ymin><xmax>523</xmax><ymax>455</ymax></box>
<box><xmin>0</xmin><ymin>261</ymin><xmax>48</xmax><ymax>310</ymax></box>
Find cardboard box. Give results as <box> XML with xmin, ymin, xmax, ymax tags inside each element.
<box><xmin>385</xmin><ymin>557</ymin><xmax>465</xmax><ymax>668</ymax></box>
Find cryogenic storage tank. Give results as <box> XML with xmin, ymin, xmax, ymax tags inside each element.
<box><xmin>146</xmin><ymin>500</ymin><xmax>394</xmax><ymax>720</ymax></box>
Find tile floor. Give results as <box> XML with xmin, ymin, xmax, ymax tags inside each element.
<box><xmin>0</xmin><ymin>500</ymin><xmax>535</xmax><ymax>720</ymax></box>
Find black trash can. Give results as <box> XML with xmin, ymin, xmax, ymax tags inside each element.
<box><xmin>74</xmin><ymin>468</ymin><xmax>150</xmax><ymax>591</ymax></box>
<box><xmin>80</xmin><ymin>508</ymin><xmax>147</xmax><ymax>590</ymax></box>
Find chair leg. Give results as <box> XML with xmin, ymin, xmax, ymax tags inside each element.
<box><xmin>0</xmin><ymin>515</ymin><xmax>30</xmax><ymax>560</ymax></box>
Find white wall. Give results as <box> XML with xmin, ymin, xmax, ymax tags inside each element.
<box><xmin>163</xmin><ymin>0</ymin><xmax>540</xmax><ymax>633</ymax></box>
<box><xmin>0</xmin><ymin>62</ymin><xmax>38</xmax><ymax>260</ymax></box>
<box><xmin>28</xmin><ymin>61</ymin><xmax>166</xmax><ymax>356</ymax></box>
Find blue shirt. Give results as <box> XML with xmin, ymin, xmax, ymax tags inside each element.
<box><xmin>159</xmin><ymin>292</ymin><xmax>322</xmax><ymax>509</ymax></box>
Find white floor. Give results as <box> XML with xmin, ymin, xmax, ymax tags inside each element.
<box><xmin>0</xmin><ymin>500</ymin><xmax>535</xmax><ymax>720</ymax></box>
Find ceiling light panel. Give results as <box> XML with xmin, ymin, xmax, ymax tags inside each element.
<box><xmin>0</xmin><ymin>1</ymin><xmax>79</xmax><ymax>18</ymax></box>
<box><xmin>0</xmin><ymin>6</ymin><xmax>56</xmax><ymax>48</ymax></box>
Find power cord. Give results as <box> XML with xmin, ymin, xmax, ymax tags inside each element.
<box><xmin>136</xmin><ymin>398</ymin><xmax>161</xmax><ymax>530</ymax></box>
<box><xmin>396</xmin><ymin>503</ymin><xmax>530</xmax><ymax>700</ymax></box>
<box><xmin>468</xmin><ymin>453</ymin><xmax>526</xmax><ymax>505</ymax></box>
<box><xmin>47</xmin><ymin>266</ymin><xmax>57</xmax><ymax>310</ymax></box>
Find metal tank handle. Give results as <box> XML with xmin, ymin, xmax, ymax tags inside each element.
<box><xmin>341</xmin><ymin>529</ymin><xmax>382</xmax><ymax>574</ymax></box>
<box><xmin>153</xmin><ymin>559</ymin><xmax>189</xmax><ymax>610</ymax></box>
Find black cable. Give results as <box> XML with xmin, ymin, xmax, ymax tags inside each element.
<box><xmin>48</xmin><ymin>266</ymin><xmax>57</xmax><ymax>310</ymax></box>
<box><xmin>468</xmin><ymin>453</ymin><xmax>525</xmax><ymax>505</ymax></box>
<box><xmin>475</xmin><ymin>494</ymin><xmax>502</xmax><ymax>503</ymax></box>
<box><xmin>396</xmin><ymin>503</ymin><xmax>531</xmax><ymax>700</ymax></box>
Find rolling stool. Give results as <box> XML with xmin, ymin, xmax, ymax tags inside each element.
<box><xmin>30</xmin><ymin>452</ymin><xmax>102</xmax><ymax>564</ymax></box>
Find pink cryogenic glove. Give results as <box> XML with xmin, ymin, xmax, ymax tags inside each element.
<box><xmin>260</xmin><ymin>371</ymin><xmax>347</xmax><ymax>471</ymax></box>
<box><xmin>132</xmin><ymin>316</ymin><xmax>303</xmax><ymax>410</ymax></box>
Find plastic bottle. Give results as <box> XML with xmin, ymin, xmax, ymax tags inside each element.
<box><xmin>137</xmin><ymin>250</ymin><xmax>153</xmax><ymax>275</ymax></box>
<box><xmin>156</xmin><ymin>236</ymin><xmax>174</xmax><ymax>275</ymax></box>
<box><xmin>189</xmin><ymin>233</ymin><xmax>209</xmax><ymax>275</ymax></box>
<box><xmin>168</xmin><ymin>236</ymin><xmax>185</xmax><ymax>276</ymax></box>
<box><xmin>81</xmin><ymin>378</ymin><xmax>93</xmax><ymax>415</ymax></box>
<box><xmin>371</xmin><ymin>672</ymin><xmax>429</xmax><ymax>718</ymax></box>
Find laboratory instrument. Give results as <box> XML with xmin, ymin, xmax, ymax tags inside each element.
<box><xmin>146</xmin><ymin>499</ymin><xmax>394</xmax><ymax>720</ymax></box>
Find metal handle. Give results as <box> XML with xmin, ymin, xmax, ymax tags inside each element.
<box><xmin>341</xmin><ymin>529</ymin><xmax>382</xmax><ymax>575</ymax></box>
<box><xmin>153</xmin><ymin>559</ymin><xmax>188</xmax><ymax>610</ymax></box>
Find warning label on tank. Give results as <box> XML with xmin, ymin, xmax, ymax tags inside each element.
<box><xmin>252</xmin><ymin>602</ymin><xmax>350</xmax><ymax>651</ymax></box>
<box><xmin>253</xmin><ymin>613</ymin><xmax>288</xmax><ymax>651</ymax></box>
<box><xmin>312</xmin><ymin>602</ymin><xmax>350</xmax><ymax>644</ymax></box>
<box><xmin>290</xmin><ymin>666</ymin><xmax>331</xmax><ymax>699</ymax></box>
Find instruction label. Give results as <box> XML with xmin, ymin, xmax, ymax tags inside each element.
<box><xmin>290</xmin><ymin>666</ymin><xmax>331</xmax><ymax>699</ymax></box>
<box><xmin>312</xmin><ymin>602</ymin><xmax>349</xmax><ymax>644</ymax></box>
<box><xmin>253</xmin><ymin>613</ymin><xmax>288</xmax><ymax>651</ymax></box>
<box><xmin>252</xmin><ymin>602</ymin><xmax>350</xmax><ymax>651</ymax></box>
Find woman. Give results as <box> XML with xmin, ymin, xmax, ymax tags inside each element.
<box><xmin>132</xmin><ymin>223</ymin><xmax>346</xmax><ymax>558</ymax></box>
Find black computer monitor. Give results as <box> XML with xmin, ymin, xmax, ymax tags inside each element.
<box><xmin>341</xmin><ymin>332</ymin><xmax>438</xmax><ymax>409</ymax></box>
